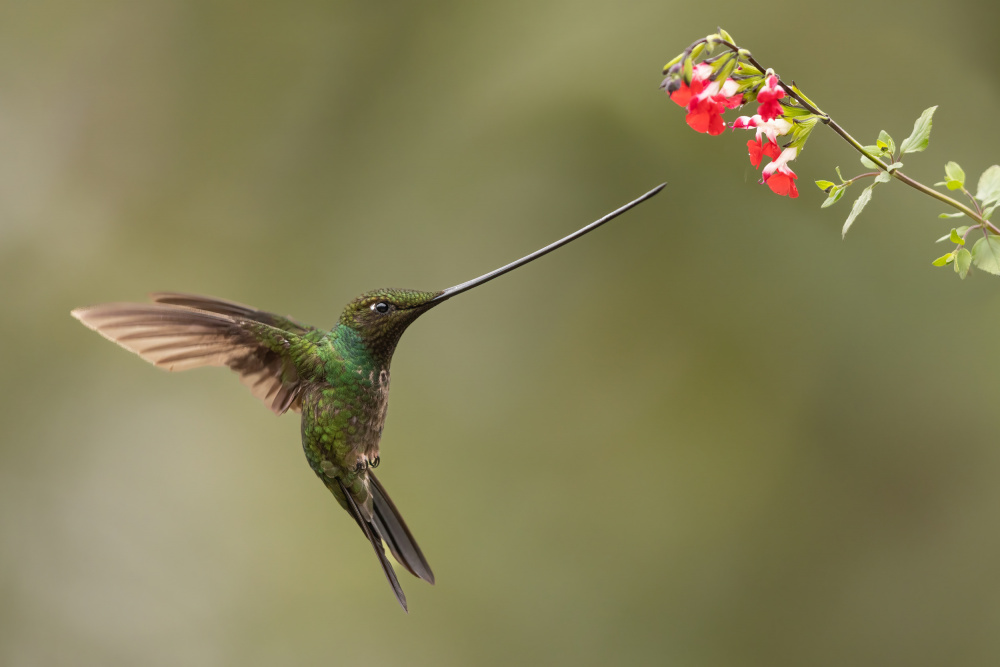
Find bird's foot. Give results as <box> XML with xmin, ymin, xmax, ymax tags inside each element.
<box><xmin>353</xmin><ymin>455</ymin><xmax>381</xmax><ymax>472</ymax></box>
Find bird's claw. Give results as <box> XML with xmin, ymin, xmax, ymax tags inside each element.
<box><xmin>353</xmin><ymin>455</ymin><xmax>381</xmax><ymax>472</ymax></box>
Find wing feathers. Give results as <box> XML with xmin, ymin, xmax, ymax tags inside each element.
<box><xmin>150</xmin><ymin>292</ymin><xmax>314</xmax><ymax>334</ymax></box>
<box><xmin>72</xmin><ymin>299</ymin><xmax>313</xmax><ymax>415</ymax></box>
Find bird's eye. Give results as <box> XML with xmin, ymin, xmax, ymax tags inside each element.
<box><xmin>371</xmin><ymin>302</ymin><xmax>391</xmax><ymax>314</ymax></box>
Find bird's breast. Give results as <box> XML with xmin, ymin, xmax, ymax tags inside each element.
<box><xmin>300</xmin><ymin>367</ymin><xmax>390</xmax><ymax>473</ymax></box>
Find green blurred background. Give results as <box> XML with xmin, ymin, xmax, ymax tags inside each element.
<box><xmin>3</xmin><ymin>1</ymin><xmax>1000</xmax><ymax>665</ymax></box>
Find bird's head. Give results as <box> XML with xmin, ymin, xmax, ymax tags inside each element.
<box><xmin>339</xmin><ymin>288</ymin><xmax>444</xmax><ymax>362</ymax></box>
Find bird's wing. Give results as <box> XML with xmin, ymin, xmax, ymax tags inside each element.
<box><xmin>149</xmin><ymin>292</ymin><xmax>316</xmax><ymax>335</ymax></box>
<box><xmin>72</xmin><ymin>299</ymin><xmax>321</xmax><ymax>415</ymax></box>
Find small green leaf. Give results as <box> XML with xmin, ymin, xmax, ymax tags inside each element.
<box><xmin>944</xmin><ymin>161</ymin><xmax>966</xmax><ymax>190</ymax></box>
<box><xmin>938</xmin><ymin>212</ymin><xmax>965</xmax><ymax>219</ymax></box>
<box><xmin>715</xmin><ymin>56</ymin><xmax>737</xmax><ymax>83</ymax></box>
<box><xmin>877</xmin><ymin>130</ymin><xmax>896</xmax><ymax>156</ymax></box>
<box><xmin>843</xmin><ymin>185</ymin><xmax>874</xmax><ymax>237</ymax></box>
<box><xmin>875</xmin><ymin>171</ymin><xmax>892</xmax><ymax>184</ymax></box>
<box><xmin>821</xmin><ymin>186</ymin><xmax>846</xmax><ymax>208</ymax></box>
<box><xmin>975</xmin><ymin>165</ymin><xmax>1000</xmax><ymax>206</ymax></box>
<box><xmin>971</xmin><ymin>235</ymin><xmax>1000</xmax><ymax>275</ymax></box>
<box><xmin>936</xmin><ymin>226</ymin><xmax>971</xmax><ymax>243</ymax></box>
<box><xmin>983</xmin><ymin>205</ymin><xmax>996</xmax><ymax>221</ymax></box>
<box><xmin>860</xmin><ymin>146</ymin><xmax>880</xmax><ymax>169</ymax></box>
<box><xmin>835</xmin><ymin>166</ymin><xmax>846</xmax><ymax>182</ymax></box>
<box><xmin>663</xmin><ymin>53</ymin><xmax>685</xmax><ymax>72</ymax></box>
<box><xmin>950</xmin><ymin>228</ymin><xmax>965</xmax><ymax>245</ymax></box>
<box><xmin>719</xmin><ymin>27</ymin><xmax>734</xmax><ymax>44</ymax></box>
<box><xmin>682</xmin><ymin>56</ymin><xmax>693</xmax><ymax>83</ymax></box>
<box><xmin>955</xmin><ymin>248</ymin><xmax>972</xmax><ymax>279</ymax></box>
<box><xmin>899</xmin><ymin>106</ymin><xmax>936</xmax><ymax>154</ymax></box>
<box><xmin>815</xmin><ymin>180</ymin><xmax>835</xmax><ymax>191</ymax></box>
<box><xmin>932</xmin><ymin>252</ymin><xmax>955</xmax><ymax>267</ymax></box>
<box><xmin>887</xmin><ymin>162</ymin><xmax>903</xmax><ymax>172</ymax></box>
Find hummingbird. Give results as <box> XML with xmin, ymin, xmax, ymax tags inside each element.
<box><xmin>71</xmin><ymin>183</ymin><xmax>664</xmax><ymax>611</ymax></box>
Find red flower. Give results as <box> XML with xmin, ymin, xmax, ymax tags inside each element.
<box><xmin>761</xmin><ymin>147</ymin><xmax>799</xmax><ymax>198</ymax></box>
<box><xmin>732</xmin><ymin>114</ymin><xmax>792</xmax><ymax>168</ymax></box>
<box><xmin>756</xmin><ymin>75</ymin><xmax>786</xmax><ymax>121</ymax></box>
<box><xmin>747</xmin><ymin>137</ymin><xmax>782</xmax><ymax>168</ymax></box>
<box><xmin>670</xmin><ymin>63</ymin><xmax>744</xmax><ymax>136</ymax></box>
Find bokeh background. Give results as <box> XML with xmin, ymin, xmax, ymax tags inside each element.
<box><xmin>3</xmin><ymin>1</ymin><xmax>1000</xmax><ymax>665</ymax></box>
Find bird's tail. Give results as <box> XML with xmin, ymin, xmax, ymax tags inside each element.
<box><xmin>335</xmin><ymin>474</ymin><xmax>434</xmax><ymax>612</ymax></box>
<box><xmin>369</xmin><ymin>472</ymin><xmax>435</xmax><ymax>586</ymax></box>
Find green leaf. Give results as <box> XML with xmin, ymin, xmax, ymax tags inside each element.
<box><xmin>932</xmin><ymin>252</ymin><xmax>955</xmax><ymax>267</ymax></box>
<box><xmin>975</xmin><ymin>165</ymin><xmax>1000</xmax><ymax>206</ymax></box>
<box><xmin>715</xmin><ymin>56</ymin><xmax>737</xmax><ymax>83</ymax></box>
<box><xmin>944</xmin><ymin>161</ymin><xmax>965</xmax><ymax>190</ymax></box>
<box><xmin>842</xmin><ymin>184</ymin><xmax>874</xmax><ymax>237</ymax></box>
<box><xmin>877</xmin><ymin>130</ymin><xmax>896</xmax><ymax>156</ymax></box>
<box><xmin>821</xmin><ymin>186</ymin><xmax>846</xmax><ymax>208</ymax></box>
<box><xmin>936</xmin><ymin>226</ymin><xmax>970</xmax><ymax>243</ymax></box>
<box><xmin>955</xmin><ymin>248</ymin><xmax>972</xmax><ymax>279</ymax></box>
<box><xmin>971</xmin><ymin>235</ymin><xmax>1000</xmax><ymax>275</ymax></box>
<box><xmin>899</xmin><ymin>106</ymin><xmax>936</xmax><ymax>154</ymax></box>
<box><xmin>860</xmin><ymin>147</ymin><xmax>880</xmax><ymax>169</ymax></box>
<box><xmin>815</xmin><ymin>180</ymin><xmax>835</xmax><ymax>191</ymax></box>
<box><xmin>663</xmin><ymin>53</ymin><xmax>685</xmax><ymax>72</ymax></box>
<box><xmin>875</xmin><ymin>171</ymin><xmax>892</xmax><ymax>184</ymax></box>
<box><xmin>950</xmin><ymin>228</ymin><xmax>965</xmax><ymax>245</ymax></box>
<box><xmin>984</xmin><ymin>205</ymin><xmax>996</xmax><ymax>221</ymax></box>
<box><xmin>835</xmin><ymin>166</ymin><xmax>846</xmax><ymax>182</ymax></box>
<box><xmin>938</xmin><ymin>212</ymin><xmax>965</xmax><ymax>219</ymax></box>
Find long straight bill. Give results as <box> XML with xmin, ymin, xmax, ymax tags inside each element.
<box><xmin>431</xmin><ymin>183</ymin><xmax>665</xmax><ymax>303</ymax></box>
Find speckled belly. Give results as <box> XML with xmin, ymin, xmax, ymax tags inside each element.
<box><xmin>299</xmin><ymin>371</ymin><xmax>389</xmax><ymax>477</ymax></box>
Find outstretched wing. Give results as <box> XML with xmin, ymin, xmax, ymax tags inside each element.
<box><xmin>150</xmin><ymin>292</ymin><xmax>316</xmax><ymax>335</ymax></box>
<box><xmin>71</xmin><ymin>297</ymin><xmax>321</xmax><ymax>415</ymax></box>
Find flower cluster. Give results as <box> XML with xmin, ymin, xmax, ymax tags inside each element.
<box><xmin>732</xmin><ymin>76</ymin><xmax>799</xmax><ymax>197</ymax></box>
<box><xmin>663</xmin><ymin>30</ymin><xmax>1000</xmax><ymax>283</ymax></box>
<box><xmin>661</xmin><ymin>33</ymin><xmax>819</xmax><ymax>199</ymax></box>
<box><xmin>667</xmin><ymin>62</ymin><xmax>743</xmax><ymax>136</ymax></box>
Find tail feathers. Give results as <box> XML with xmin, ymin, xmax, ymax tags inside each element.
<box><xmin>336</xmin><ymin>478</ymin><xmax>408</xmax><ymax>613</ymax></box>
<box><xmin>369</xmin><ymin>472</ymin><xmax>435</xmax><ymax>585</ymax></box>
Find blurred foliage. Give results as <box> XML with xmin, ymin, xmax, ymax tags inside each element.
<box><xmin>2</xmin><ymin>1</ymin><xmax>1000</xmax><ymax>666</ymax></box>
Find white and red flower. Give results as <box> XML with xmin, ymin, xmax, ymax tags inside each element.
<box><xmin>755</xmin><ymin>75</ymin><xmax>786</xmax><ymax>121</ymax></box>
<box><xmin>761</xmin><ymin>147</ymin><xmax>800</xmax><ymax>198</ymax></box>
<box><xmin>732</xmin><ymin>114</ymin><xmax>792</xmax><ymax>168</ymax></box>
<box><xmin>669</xmin><ymin>63</ymin><xmax>744</xmax><ymax>136</ymax></box>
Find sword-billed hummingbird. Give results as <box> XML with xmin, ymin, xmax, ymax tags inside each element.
<box><xmin>71</xmin><ymin>183</ymin><xmax>664</xmax><ymax>611</ymax></box>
